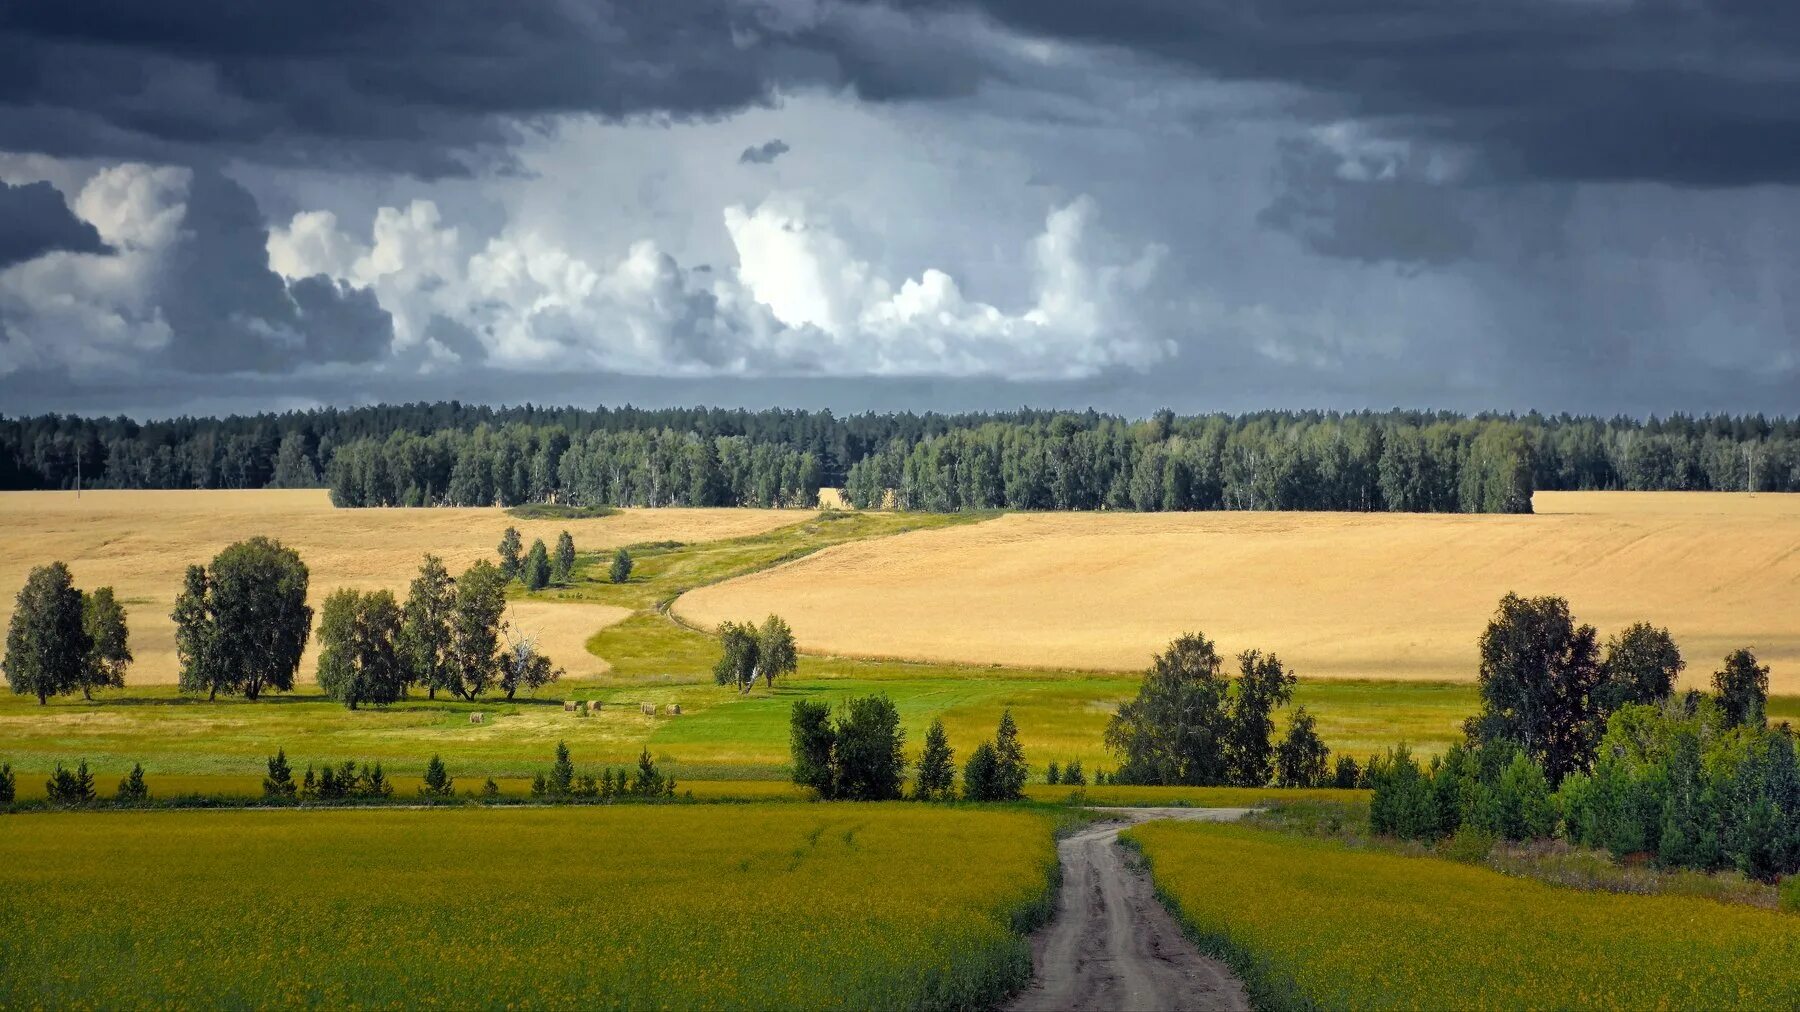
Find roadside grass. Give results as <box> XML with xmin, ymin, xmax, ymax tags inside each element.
<box><xmin>1128</xmin><ymin>821</ymin><xmax>1800</xmax><ymax>1010</ymax></box>
<box><xmin>0</xmin><ymin>805</ymin><xmax>1057</xmax><ymax>1009</ymax></box>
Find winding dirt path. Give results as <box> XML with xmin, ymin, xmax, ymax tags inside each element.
<box><xmin>1008</xmin><ymin>808</ymin><xmax>1252</xmax><ymax>1012</ymax></box>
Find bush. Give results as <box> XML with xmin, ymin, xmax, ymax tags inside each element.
<box><xmin>263</xmin><ymin>749</ymin><xmax>297</xmax><ymax>799</ymax></box>
<box><xmin>1045</xmin><ymin>762</ymin><xmax>1060</xmax><ymax>786</ymax></box>
<box><xmin>0</xmin><ymin>761</ymin><xmax>13</xmax><ymax>807</ymax></box>
<box><xmin>1780</xmin><ymin>875</ymin><xmax>1800</xmax><ymax>913</ymax></box>
<box><xmin>609</xmin><ymin>548</ymin><xmax>633</xmax><ymax>585</ymax></box>
<box><xmin>1440</xmin><ymin>825</ymin><xmax>1497</xmax><ymax>863</ymax></box>
<box><xmin>1062</xmin><ymin>760</ymin><xmax>1086</xmax><ymax>786</ymax></box>
<box><xmin>1367</xmin><ymin>746</ymin><xmax>1434</xmax><ymax>840</ymax></box>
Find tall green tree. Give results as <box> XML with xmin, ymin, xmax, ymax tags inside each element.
<box><xmin>789</xmin><ymin>699</ymin><xmax>837</xmax><ymax>798</ymax></box>
<box><xmin>4</xmin><ymin>562</ymin><xmax>90</xmax><ymax>704</ymax></box>
<box><xmin>1467</xmin><ymin>593</ymin><xmax>1602</xmax><ymax>784</ymax></box>
<box><xmin>912</xmin><ymin>718</ymin><xmax>955</xmax><ymax>800</ymax></box>
<box><xmin>79</xmin><ymin>585</ymin><xmax>131</xmax><ymax>699</ymax></box>
<box><xmin>609</xmin><ymin>548</ymin><xmax>633</xmax><ymax>584</ymax></box>
<box><xmin>172</xmin><ymin>537</ymin><xmax>312</xmax><ymax>700</ymax></box>
<box><xmin>1104</xmin><ymin>632</ymin><xmax>1232</xmax><ymax>785</ymax></box>
<box><xmin>1596</xmin><ymin>622</ymin><xmax>1684</xmax><ymax>714</ymax></box>
<box><xmin>756</xmin><ymin>614</ymin><xmax>798</xmax><ymax>687</ymax></box>
<box><xmin>448</xmin><ymin>560</ymin><xmax>508</xmax><ymax>700</ymax></box>
<box><xmin>315</xmin><ymin>588</ymin><xmax>407</xmax><ymax>709</ymax></box>
<box><xmin>399</xmin><ymin>554</ymin><xmax>457</xmax><ymax>699</ymax></box>
<box><xmin>1274</xmin><ymin>706</ymin><xmax>1330</xmax><ymax>788</ymax></box>
<box><xmin>553</xmin><ymin>531</ymin><xmax>576</xmax><ymax>583</ymax></box>
<box><xmin>834</xmin><ymin>694</ymin><xmax>906</xmax><ymax>801</ymax></box>
<box><xmin>962</xmin><ymin>743</ymin><xmax>1001</xmax><ymax>801</ymax></box>
<box><xmin>991</xmin><ymin>710</ymin><xmax>1028</xmax><ymax>801</ymax></box>
<box><xmin>713</xmin><ymin>621</ymin><xmax>760</xmax><ymax>691</ymax></box>
<box><xmin>1714</xmin><ymin>649</ymin><xmax>1770</xmax><ymax>728</ymax></box>
<box><xmin>497</xmin><ymin>527</ymin><xmax>523</xmax><ymax>580</ymax></box>
<box><xmin>1226</xmin><ymin>649</ymin><xmax>1296</xmax><ymax>786</ymax></box>
<box><xmin>523</xmin><ymin>538</ymin><xmax>551</xmax><ymax>591</ymax></box>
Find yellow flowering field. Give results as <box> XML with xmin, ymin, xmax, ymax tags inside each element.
<box><xmin>0</xmin><ymin>805</ymin><xmax>1055</xmax><ymax>1009</ymax></box>
<box><xmin>1127</xmin><ymin>822</ymin><xmax>1800</xmax><ymax>1010</ymax></box>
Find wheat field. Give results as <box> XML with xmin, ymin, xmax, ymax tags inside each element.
<box><xmin>0</xmin><ymin>490</ymin><xmax>797</xmax><ymax>685</ymax></box>
<box><xmin>676</xmin><ymin>492</ymin><xmax>1800</xmax><ymax>692</ymax></box>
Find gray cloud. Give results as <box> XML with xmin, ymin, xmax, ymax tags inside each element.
<box><xmin>0</xmin><ymin>179</ymin><xmax>107</xmax><ymax>266</ymax></box>
<box><xmin>1258</xmin><ymin>137</ymin><xmax>1476</xmax><ymax>268</ymax></box>
<box><xmin>739</xmin><ymin>139</ymin><xmax>790</xmax><ymax>165</ymax></box>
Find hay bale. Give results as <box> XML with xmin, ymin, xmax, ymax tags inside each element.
<box><xmin>585</xmin><ymin>700</ymin><xmax>599</xmax><ymax>714</ymax></box>
<box><xmin>563</xmin><ymin>700</ymin><xmax>578</xmax><ymax>712</ymax></box>
<box><xmin>469</xmin><ymin>712</ymin><xmax>485</xmax><ymax>725</ymax></box>
<box><xmin>670</xmin><ymin>703</ymin><xmax>683</xmax><ymax>715</ymax></box>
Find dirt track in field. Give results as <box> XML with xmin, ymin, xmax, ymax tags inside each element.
<box><xmin>1008</xmin><ymin>808</ymin><xmax>1252</xmax><ymax>1012</ymax></box>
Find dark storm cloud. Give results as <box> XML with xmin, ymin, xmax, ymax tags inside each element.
<box><xmin>1258</xmin><ymin>138</ymin><xmax>1476</xmax><ymax>268</ymax></box>
<box><xmin>885</xmin><ymin>0</ymin><xmax>1800</xmax><ymax>186</ymax></box>
<box><xmin>0</xmin><ymin>180</ymin><xmax>108</xmax><ymax>267</ymax></box>
<box><xmin>739</xmin><ymin>139</ymin><xmax>791</xmax><ymax>165</ymax></box>
<box><xmin>159</xmin><ymin>169</ymin><xmax>393</xmax><ymax>372</ymax></box>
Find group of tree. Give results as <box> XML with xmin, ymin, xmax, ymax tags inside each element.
<box><xmin>713</xmin><ymin>615</ymin><xmax>799</xmax><ymax>692</ymax></box>
<box><xmin>11</xmin><ymin>404</ymin><xmax>1800</xmax><ymax>505</ymax></box>
<box><xmin>789</xmin><ymin>700</ymin><xmax>1030</xmax><ymax>802</ymax></box>
<box><xmin>530</xmin><ymin>741</ymin><xmax>676</xmax><ymax>800</ymax></box>
<box><xmin>1369</xmin><ymin>592</ymin><xmax>1797</xmax><ymax>880</ymax></box>
<box><xmin>3</xmin><ymin>563</ymin><xmax>133</xmax><ymax>704</ymax></box>
<box><xmin>497</xmin><ymin>527</ymin><xmax>578</xmax><ymax>591</ymax></box>
<box><xmin>172</xmin><ymin>536</ymin><xmax>312</xmax><ymax>700</ymax></box>
<box><xmin>9</xmin><ymin>758</ymin><xmax>151</xmax><ymax>807</ymax></box>
<box><xmin>1102</xmin><ymin>632</ymin><xmax>1330</xmax><ymax>788</ymax></box>
<box><xmin>1044</xmin><ymin>760</ymin><xmax>1087</xmax><ymax>786</ymax></box>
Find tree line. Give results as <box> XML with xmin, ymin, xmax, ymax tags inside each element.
<box><xmin>1369</xmin><ymin>593</ymin><xmax>1798</xmax><ymax>881</ymax></box>
<box><xmin>8</xmin><ymin>404</ymin><xmax>1800</xmax><ymax>501</ymax></box>
<box><xmin>789</xmin><ymin>699</ymin><xmax>1030</xmax><ymax>803</ymax></box>
<box><xmin>6</xmin><ymin>535</ymin><xmax>569</xmax><ymax>709</ymax></box>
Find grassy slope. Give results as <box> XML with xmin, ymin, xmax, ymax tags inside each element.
<box><xmin>0</xmin><ymin>805</ymin><xmax>1056</xmax><ymax>1009</ymax></box>
<box><xmin>1128</xmin><ymin>820</ymin><xmax>1800</xmax><ymax>1010</ymax></box>
<box><xmin>5</xmin><ymin>506</ymin><xmax>1793</xmax><ymax>784</ymax></box>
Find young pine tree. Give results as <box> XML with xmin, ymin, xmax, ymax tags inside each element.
<box><xmin>553</xmin><ymin>531</ymin><xmax>576</xmax><ymax>584</ymax></box>
<box><xmin>609</xmin><ymin>548</ymin><xmax>633</xmax><ymax>585</ymax></box>
<box><xmin>497</xmin><ymin>528</ymin><xmax>524</xmax><ymax>581</ymax></box>
<box><xmin>524</xmin><ymin>539</ymin><xmax>552</xmax><ymax>591</ymax></box>
<box><xmin>263</xmin><ymin>749</ymin><xmax>297</xmax><ymax>799</ymax></box>
<box><xmin>962</xmin><ymin>742</ymin><xmax>1001</xmax><ymax>802</ymax></box>
<box><xmin>550</xmin><ymin>740</ymin><xmax>575</xmax><ymax>796</ymax></box>
<box><xmin>421</xmin><ymin>754</ymin><xmax>454</xmax><ymax>798</ymax></box>
<box><xmin>0</xmin><ymin>762</ymin><xmax>13</xmax><ymax>807</ymax></box>
<box><xmin>992</xmin><ymin>710</ymin><xmax>1028</xmax><ymax>801</ymax></box>
<box><xmin>116</xmin><ymin>762</ymin><xmax>150</xmax><ymax>805</ymax></box>
<box><xmin>911</xmin><ymin>718</ymin><xmax>955</xmax><ymax>800</ymax></box>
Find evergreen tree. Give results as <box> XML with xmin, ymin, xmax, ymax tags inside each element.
<box><xmin>962</xmin><ymin>742</ymin><xmax>1001</xmax><ymax>801</ymax></box>
<box><xmin>549</xmin><ymin>740</ymin><xmax>575</xmax><ymax>796</ymax></box>
<box><xmin>497</xmin><ymin>527</ymin><xmax>523</xmax><ymax>580</ymax></box>
<box><xmin>991</xmin><ymin>710</ymin><xmax>1028</xmax><ymax>801</ymax></box>
<box><xmin>400</xmin><ymin>555</ymin><xmax>457</xmax><ymax>700</ymax></box>
<box><xmin>0</xmin><ymin>762</ymin><xmax>13</xmax><ymax>807</ymax></box>
<box><xmin>315</xmin><ymin>588</ymin><xmax>406</xmax><ymax>709</ymax></box>
<box><xmin>553</xmin><ymin>531</ymin><xmax>576</xmax><ymax>583</ymax></box>
<box><xmin>4</xmin><ymin>562</ymin><xmax>90</xmax><ymax>704</ymax></box>
<box><xmin>263</xmin><ymin>749</ymin><xmax>296</xmax><ymax>799</ymax></box>
<box><xmin>46</xmin><ymin>759</ymin><xmax>96</xmax><ymax>805</ymax></box>
<box><xmin>1274</xmin><ymin>706</ymin><xmax>1330</xmax><ymax>788</ymax></box>
<box><xmin>523</xmin><ymin>538</ymin><xmax>551</xmax><ymax>591</ymax></box>
<box><xmin>1714</xmin><ymin>649</ymin><xmax>1770</xmax><ymax>728</ymax></box>
<box><xmin>609</xmin><ymin>548</ymin><xmax>633</xmax><ymax>584</ymax></box>
<box><xmin>1062</xmin><ymin>760</ymin><xmax>1086</xmax><ymax>786</ymax></box>
<box><xmin>912</xmin><ymin>718</ymin><xmax>955</xmax><ymax>800</ymax></box>
<box><xmin>79</xmin><ymin>586</ymin><xmax>131</xmax><ymax>699</ymax></box>
<box><xmin>116</xmin><ymin>762</ymin><xmax>150</xmax><ymax>804</ymax></box>
<box><xmin>420</xmin><ymin>754</ymin><xmax>454</xmax><ymax>798</ymax></box>
<box><xmin>1045</xmin><ymin>762</ymin><xmax>1061</xmax><ymax>785</ymax></box>
<box><xmin>756</xmin><ymin>614</ymin><xmax>799</xmax><ymax>687</ymax></box>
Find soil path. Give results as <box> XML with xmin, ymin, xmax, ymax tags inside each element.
<box><xmin>1008</xmin><ymin>808</ymin><xmax>1252</xmax><ymax>1012</ymax></box>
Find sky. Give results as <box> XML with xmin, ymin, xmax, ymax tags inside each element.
<box><xmin>1</xmin><ymin>0</ymin><xmax>1797</xmax><ymax>420</ymax></box>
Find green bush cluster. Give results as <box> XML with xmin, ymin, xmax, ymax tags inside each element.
<box><xmin>530</xmin><ymin>741</ymin><xmax>675</xmax><ymax>800</ymax></box>
<box><xmin>1368</xmin><ymin>740</ymin><xmax>1555</xmax><ymax>843</ymax></box>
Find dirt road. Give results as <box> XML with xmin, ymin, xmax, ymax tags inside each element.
<box><xmin>1007</xmin><ymin>808</ymin><xmax>1252</xmax><ymax>1012</ymax></box>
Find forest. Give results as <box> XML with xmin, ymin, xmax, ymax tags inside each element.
<box><xmin>2</xmin><ymin>404</ymin><xmax>1797</xmax><ymax>513</ymax></box>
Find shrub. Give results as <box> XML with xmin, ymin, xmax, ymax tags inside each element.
<box><xmin>481</xmin><ymin>778</ymin><xmax>501</xmax><ymax>799</ymax></box>
<box><xmin>523</xmin><ymin>539</ymin><xmax>551</xmax><ymax>591</ymax></box>
<box><xmin>1367</xmin><ymin>746</ymin><xmax>1434</xmax><ymax>840</ymax></box>
<box><xmin>1063</xmin><ymin>760</ymin><xmax>1086</xmax><ymax>786</ymax></box>
<box><xmin>263</xmin><ymin>749</ymin><xmax>297</xmax><ymax>799</ymax></box>
<box><xmin>609</xmin><ymin>548</ymin><xmax>633</xmax><ymax>585</ymax></box>
<box><xmin>0</xmin><ymin>762</ymin><xmax>13</xmax><ymax>806</ymax></box>
<box><xmin>1780</xmin><ymin>876</ymin><xmax>1800</xmax><ymax>913</ymax></box>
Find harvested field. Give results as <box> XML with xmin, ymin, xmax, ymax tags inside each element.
<box><xmin>676</xmin><ymin>491</ymin><xmax>1800</xmax><ymax>691</ymax></box>
<box><xmin>0</xmin><ymin>490</ymin><xmax>794</xmax><ymax>684</ymax></box>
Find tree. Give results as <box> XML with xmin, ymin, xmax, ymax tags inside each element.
<box><xmin>79</xmin><ymin>586</ymin><xmax>131</xmax><ymax>699</ymax></box>
<box><xmin>172</xmin><ymin>537</ymin><xmax>312</xmax><ymax>700</ymax></box>
<box><xmin>912</xmin><ymin>718</ymin><xmax>955</xmax><ymax>800</ymax></box>
<box><xmin>835</xmin><ymin>694</ymin><xmax>906</xmax><ymax>801</ymax></box>
<box><xmin>757</xmin><ymin>614</ymin><xmax>798</xmax><ymax>687</ymax></box>
<box><xmin>1063</xmin><ymin>760</ymin><xmax>1086</xmax><ymax>786</ymax></box>
<box><xmin>1596</xmin><ymin>622</ymin><xmax>1683</xmax><ymax>714</ymax></box>
<box><xmin>992</xmin><ymin>710</ymin><xmax>1028</xmax><ymax>801</ymax></box>
<box><xmin>499</xmin><ymin>620</ymin><xmax>563</xmax><ymax>700</ymax></box>
<box><xmin>46</xmin><ymin>759</ymin><xmax>96</xmax><ymax>805</ymax></box>
<box><xmin>609</xmin><ymin>548</ymin><xmax>633</xmax><ymax>584</ymax></box>
<box><xmin>1274</xmin><ymin>706</ymin><xmax>1330</xmax><ymax>788</ymax></box>
<box><xmin>116</xmin><ymin>762</ymin><xmax>150</xmax><ymax>804</ymax></box>
<box><xmin>1714</xmin><ymin>649</ymin><xmax>1770</xmax><ymax>728</ymax></box>
<box><xmin>4</xmin><ymin>562</ymin><xmax>90</xmax><ymax>704</ymax></box>
<box><xmin>263</xmin><ymin>749</ymin><xmax>296</xmax><ymax>799</ymax></box>
<box><xmin>497</xmin><ymin>527</ymin><xmax>523</xmax><ymax>580</ymax></box>
<box><xmin>713</xmin><ymin>621</ymin><xmax>760</xmax><ymax>691</ymax></box>
<box><xmin>523</xmin><ymin>538</ymin><xmax>551</xmax><ymax>591</ymax></box>
<box><xmin>399</xmin><ymin>555</ymin><xmax>457</xmax><ymax>700</ymax></box>
<box><xmin>554</xmin><ymin>531</ymin><xmax>576</xmax><ymax>583</ymax></box>
<box><xmin>1226</xmin><ymin>650</ymin><xmax>1296</xmax><ymax>786</ymax></box>
<box><xmin>790</xmin><ymin>699</ymin><xmax>837</xmax><ymax>798</ymax></box>
<box><xmin>420</xmin><ymin>754</ymin><xmax>454</xmax><ymax>798</ymax></box>
<box><xmin>548</xmin><ymin>740</ymin><xmax>575</xmax><ymax>797</ymax></box>
<box><xmin>1104</xmin><ymin>632</ymin><xmax>1232</xmax><ymax>785</ymax></box>
<box><xmin>963</xmin><ymin>742</ymin><xmax>1001</xmax><ymax>801</ymax></box>
<box><xmin>0</xmin><ymin>763</ymin><xmax>13</xmax><ymax>807</ymax></box>
<box><xmin>448</xmin><ymin>561</ymin><xmax>507</xmax><ymax>699</ymax></box>
<box><xmin>315</xmin><ymin>588</ymin><xmax>407</xmax><ymax>709</ymax></box>
<box><xmin>1332</xmin><ymin>755</ymin><xmax>1362</xmax><ymax>789</ymax></box>
<box><xmin>1467</xmin><ymin>593</ymin><xmax>1602</xmax><ymax>785</ymax></box>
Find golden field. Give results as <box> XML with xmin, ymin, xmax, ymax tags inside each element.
<box><xmin>0</xmin><ymin>490</ymin><xmax>795</xmax><ymax>685</ymax></box>
<box><xmin>676</xmin><ymin>491</ymin><xmax>1800</xmax><ymax>691</ymax></box>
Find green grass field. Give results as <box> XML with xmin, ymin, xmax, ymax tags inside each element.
<box><xmin>0</xmin><ymin>805</ymin><xmax>1057</xmax><ymax>1009</ymax></box>
<box><xmin>1128</xmin><ymin>821</ymin><xmax>1800</xmax><ymax>1009</ymax></box>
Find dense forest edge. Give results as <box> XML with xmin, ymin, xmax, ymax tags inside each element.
<box><xmin>4</xmin><ymin>404</ymin><xmax>1798</xmax><ymax>513</ymax></box>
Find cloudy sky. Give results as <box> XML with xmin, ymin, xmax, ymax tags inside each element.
<box><xmin>2</xmin><ymin>1</ymin><xmax>1797</xmax><ymax>419</ymax></box>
